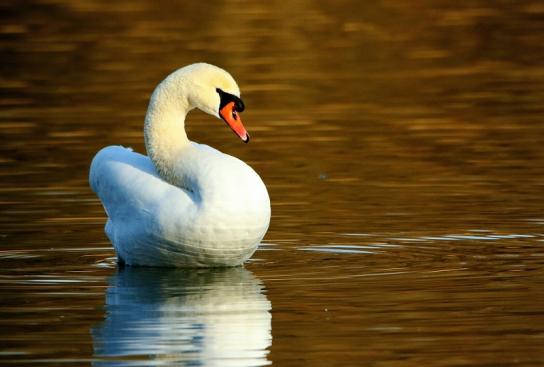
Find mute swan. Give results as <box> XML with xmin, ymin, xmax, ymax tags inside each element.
<box><xmin>89</xmin><ymin>63</ymin><xmax>271</xmax><ymax>267</ymax></box>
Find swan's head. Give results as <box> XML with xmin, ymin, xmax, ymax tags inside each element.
<box><xmin>180</xmin><ymin>63</ymin><xmax>249</xmax><ymax>143</ymax></box>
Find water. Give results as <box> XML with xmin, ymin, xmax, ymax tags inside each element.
<box><xmin>1</xmin><ymin>1</ymin><xmax>544</xmax><ymax>365</ymax></box>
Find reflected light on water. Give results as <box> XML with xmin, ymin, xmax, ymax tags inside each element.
<box><xmin>92</xmin><ymin>267</ymin><xmax>271</xmax><ymax>367</ymax></box>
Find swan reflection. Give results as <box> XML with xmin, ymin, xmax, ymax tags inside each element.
<box><xmin>92</xmin><ymin>267</ymin><xmax>272</xmax><ymax>366</ymax></box>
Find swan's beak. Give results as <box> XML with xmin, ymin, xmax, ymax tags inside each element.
<box><xmin>219</xmin><ymin>101</ymin><xmax>250</xmax><ymax>143</ymax></box>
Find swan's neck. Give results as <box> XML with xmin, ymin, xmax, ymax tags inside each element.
<box><xmin>144</xmin><ymin>79</ymin><xmax>192</xmax><ymax>186</ymax></box>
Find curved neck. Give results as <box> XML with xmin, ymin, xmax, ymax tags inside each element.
<box><xmin>144</xmin><ymin>79</ymin><xmax>192</xmax><ymax>185</ymax></box>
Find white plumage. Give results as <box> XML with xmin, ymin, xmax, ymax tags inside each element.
<box><xmin>89</xmin><ymin>63</ymin><xmax>271</xmax><ymax>267</ymax></box>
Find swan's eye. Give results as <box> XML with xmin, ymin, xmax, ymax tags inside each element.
<box><xmin>217</xmin><ymin>88</ymin><xmax>245</xmax><ymax>113</ymax></box>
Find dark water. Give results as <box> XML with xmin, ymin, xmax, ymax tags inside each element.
<box><xmin>2</xmin><ymin>1</ymin><xmax>544</xmax><ymax>366</ymax></box>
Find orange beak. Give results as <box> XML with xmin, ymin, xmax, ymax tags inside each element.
<box><xmin>219</xmin><ymin>101</ymin><xmax>250</xmax><ymax>143</ymax></box>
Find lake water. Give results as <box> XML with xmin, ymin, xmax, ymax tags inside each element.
<box><xmin>1</xmin><ymin>1</ymin><xmax>544</xmax><ymax>366</ymax></box>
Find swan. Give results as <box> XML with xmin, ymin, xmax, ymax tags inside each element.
<box><xmin>89</xmin><ymin>63</ymin><xmax>271</xmax><ymax>267</ymax></box>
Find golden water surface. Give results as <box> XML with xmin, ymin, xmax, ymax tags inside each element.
<box><xmin>1</xmin><ymin>1</ymin><xmax>544</xmax><ymax>366</ymax></box>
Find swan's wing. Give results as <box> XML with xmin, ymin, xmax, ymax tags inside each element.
<box><xmin>89</xmin><ymin>146</ymin><xmax>197</xmax><ymax>262</ymax></box>
<box><xmin>90</xmin><ymin>146</ymin><xmax>171</xmax><ymax>218</ymax></box>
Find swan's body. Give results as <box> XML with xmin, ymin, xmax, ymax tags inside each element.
<box><xmin>89</xmin><ymin>63</ymin><xmax>270</xmax><ymax>267</ymax></box>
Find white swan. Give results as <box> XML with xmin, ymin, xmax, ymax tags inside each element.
<box><xmin>89</xmin><ymin>63</ymin><xmax>271</xmax><ymax>267</ymax></box>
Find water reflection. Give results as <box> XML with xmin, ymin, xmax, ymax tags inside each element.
<box><xmin>92</xmin><ymin>267</ymin><xmax>272</xmax><ymax>367</ymax></box>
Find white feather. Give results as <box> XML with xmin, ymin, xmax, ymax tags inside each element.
<box><xmin>89</xmin><ymin>64</ymin><xmax>270</xmax><ymax>267</ymax></box>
